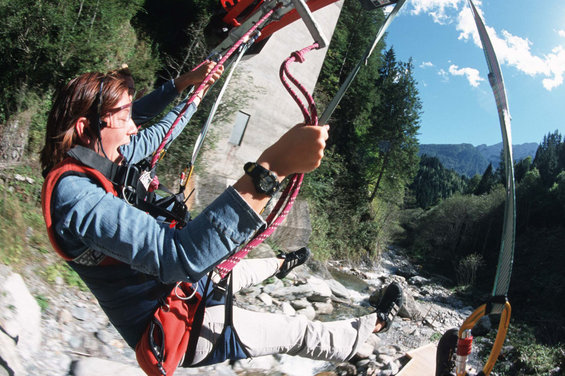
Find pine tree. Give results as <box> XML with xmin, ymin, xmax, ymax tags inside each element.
<box><xmin>363</xmin><ymin>48</ymin><xmax>421</xmax><ymax>201</ymax></box>
<box><xmin>533</xmin><ymin>130</ymin><xmax>563</xmax><ymax>187</ymax></box>
<box><xmin>474</xmin><ymin>163</ymin><xmax>496</xmax><ymax>195</ymax></box>
<box><xmin>410</xmin><ymin>155</ymin><xmax>466</xmax><ymax>209</ymax></box>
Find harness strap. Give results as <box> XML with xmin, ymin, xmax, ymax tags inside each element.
<box><xmin>67</xmin><ymin>146</ymin><xmax>128</xmax><ymax>185</ymax></box>
<box><xmin>65</xmin><ymin>146</ymin><xmax>190</xmax><ymax>228</ymax></box>
<box><xmin>183</xmin><ymin>272</ymin><xmax>251</xmax><ymax>367</ymax></box>
<box><xmin>42</xmin><ymin>156</ymin><xmax>121</xmax><ymax>265</ymax></box>
<box><xmin>182</xmin><ymin>274</ymin><xmax>212</xmax><ymax>366</ymax></box>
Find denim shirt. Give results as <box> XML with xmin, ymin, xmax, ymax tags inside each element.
<box><xmin>48</xmin><ymin>80</ymin><xmax>265</xmax><ymax>346</ymax></box>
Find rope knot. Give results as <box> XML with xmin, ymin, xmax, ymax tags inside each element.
<box><xmin>291</xmin><ymin>50</ymin><xmax>306</xmax><ymax>63</ymax></box>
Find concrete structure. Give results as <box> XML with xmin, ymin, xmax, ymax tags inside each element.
<box><xmin>193</xmin><ymin>1</ymin><xmax>344</xmax><ymax>249</ymax></box>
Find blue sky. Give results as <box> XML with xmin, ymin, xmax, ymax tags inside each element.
<box><xmin>381</xmin><ymin>0</ymin><xmax>565</xmax><ymax>146</ymax></box>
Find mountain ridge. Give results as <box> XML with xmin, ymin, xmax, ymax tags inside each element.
<box><xmin>418</xmin><ymin>142</ymin><xmax>538</xmax><ymax>177</ymax></box>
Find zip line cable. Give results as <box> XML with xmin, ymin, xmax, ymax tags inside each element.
<box><xmin>319</xmin><ymin>0</ymin><xmax>406</xmax><ymax>124</ymax></box>
<box><xmin>436</xmin><ymin>2</ymin><xmax>516</xmax><ymax>375</ymax></box>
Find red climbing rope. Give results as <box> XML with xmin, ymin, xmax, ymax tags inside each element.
<box><xmin>279</xmin><ymin>43</ymin><xmax>319</xmax><ymax>125</ymax></box>
<box><xmin>215</xmin><ymin>43</ymin><xmax>320</xmax><ymax>279</ymax></box>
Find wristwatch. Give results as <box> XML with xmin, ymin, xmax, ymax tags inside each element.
<box><xmin>244</xmin><ymin>162</ymin><xmax>280</xmax><ymax>196</ymax></box>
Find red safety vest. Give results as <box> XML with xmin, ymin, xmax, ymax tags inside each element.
<box><xmin>41</xmin><ymin>157</ymin><xmax>120</xmax><ymax>265</ymax></box>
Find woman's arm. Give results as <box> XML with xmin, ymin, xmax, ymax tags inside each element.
<box><xmin>121</xmin><ymin>100</ymin><xmax>198</xmax><ymax>163</ymax></box>
<box><xmin>234</xmin><ymin>123</ymin><xmax>330</xmax><ymax>213</ymax></box>
<box><xmin>131</xmin><ymin>62</ymin><xmax>222</xmax><ymax>125</ymax></box>
<box><xmin>121</xmin><ymin>62</ymin><xmax>224</xmax><ymax>163</ymax></box>
<box><xmin>131</xmin><ymin>80</ymin><xmax>179</xmax><ymax>126</ymax></box>
<box><xmin>53</xmin><ymin>175</ymin><xmax>264</xmax><ymax>284</ymax></box>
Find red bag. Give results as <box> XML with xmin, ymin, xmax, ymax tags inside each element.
<box><xmin>135</xmin><ymin>282</ymin><xmax>202</xmax><ymax>376</ymax></box>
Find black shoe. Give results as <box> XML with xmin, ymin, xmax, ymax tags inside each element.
<box><xmin>375</xmin><ymin>282</ymin><xmax>404</xmax><ymax>332</ymax></box>
<box><xmin>435</xmin><ymin>328</ymin><xmax>458</xmax><ymax>376</ymax></box>
<box><xmin>275</xmin><ymin>247</ymin><xmax>311</xmax><ymax>279</ymax></box>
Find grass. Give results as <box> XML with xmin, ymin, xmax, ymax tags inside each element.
<box><xmin>44</xmin><ymin>262</ymin><xmax>88</xmax><ymax>291</ymax></box>
<box><xmin>34</xmin><ymin>294</ymin><xmax>49</xmax><ymax>311</ymax></box>
<box><xmin>0</xmin><ymin>162</ymin><xmax>87</xmax><ymax>291</ymax></box>
<box><xmin>478</xmin><ymin>322</ymin><xmax>564</xmax><ymax>375</ymax></box>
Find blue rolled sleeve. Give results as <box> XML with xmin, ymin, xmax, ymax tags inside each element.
<box><xmin>131</xmin><ymin>80</ymin><xmax>180</xmax><ymax>126</ymax></box>
<box><xmin>53</xmin><ymin>176</ymin><xmax>264</xmax><ymax>284</ymax></box>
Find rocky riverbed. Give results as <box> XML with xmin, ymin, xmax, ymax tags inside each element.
<box><xmin>0</xmin><ymin>244</ymin><xmax>481</xmax><ymax>376</ymax></box>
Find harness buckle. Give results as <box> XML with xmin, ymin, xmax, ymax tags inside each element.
<box><xmin>212</xmin><ymin>277</ymin><xmax>228</xmax><ymax>300</ymax></box>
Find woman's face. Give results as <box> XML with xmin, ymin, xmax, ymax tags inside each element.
<box><xmin>98</xmin><ymin>90</ymin><xmax>137</xmax><ymax>163</ymax></box>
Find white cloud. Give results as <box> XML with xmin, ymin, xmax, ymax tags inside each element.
<box><xmin>408</xmin><ymin>0</ymin><xmax>462</xmax><ymax>25</ymax></box>
<box><xmin>420</xmin><ymin>61</ymin><xmax>434</xmax><ymax>68</ymax></box>
<box><xmin>542</xmin><ymin>45</ymin><xmax>565</xmax><ymax>90</ymax></box>
<box><xmin>448</xmin><ymin>64</ymin><xmax>483</xmax><ymax>87</ymax></box>
<box><xmin>456</xmin><ymin>4</ymin><xmax>565</xmax><ymax>91</ymax></box>
<box><xmin>438</xmin><ymin>68</ymin><xmax>449</xmax><ymax>82</ymax></box>
<box><xmin>409</xmin><ymin>0</ymin><xmax>565</xmax><ymax>91</ymax></box>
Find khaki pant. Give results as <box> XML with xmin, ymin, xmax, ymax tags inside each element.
<box><xmin>190</xmin><ymin>258</ymin><xmax>376</xmax><ymax>365</ymax></box>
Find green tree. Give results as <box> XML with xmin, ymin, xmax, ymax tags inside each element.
<box><xmin>315</xmin><ymin>0</ymin><xmax>384</xmax><ymax>155</ymax></box>
<box><xmin>304</xmin><ymin>0</ymin><xmax>389</xmax><ymax>258</ymax></box>
<box><xmin>474</xmin><ymin>163</ymin><xmax>497</xmax><ymax>195</ymax></box>
<box><xmin>550</xmin><ymin>171</ymin><xmax>565</xmax><ymax>213</ymax></box>
<box><xmin>362</xmin><ymin>48</ymin><xmax>421</xmax><ymax>201</ymax></box>
<box><xmin>464</xmin><ymin>173</ymin><xmax>481</xmax><ymax>195</ymax></box>
<box><xmin>410</xmin><ymin>155</ymin><xmax>466</xmax><ymax>209</ymax></box>
<box><xmin>533</xmin><ymin>130</ymin><xmax>562</xmax><ymax>187</ymax></box>
<box><xmin>514</xmin><ymin>156</ymin><xmax>532</xmax><ymax>183</ymax></box>
<box><xmin>0</xmin><ymin>0</ymin><xmax>149</xmax><ymax>123</ymax></box>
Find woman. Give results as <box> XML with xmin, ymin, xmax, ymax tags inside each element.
<box><xmin>40</xmin><ymin>66</ymin><xmax>403</xmax><ymax>375</ymax></box>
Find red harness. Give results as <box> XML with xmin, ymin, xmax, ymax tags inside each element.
<box><xmin>41</xmin><ymin>157</ymin><xmax>121</xmax><ymax>265</ymax></box>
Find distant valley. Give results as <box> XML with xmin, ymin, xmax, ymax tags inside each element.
<box><xmin>418</xmin><ymin>142</ymin><xmax>539</xmax><ymax>177</ymax></box>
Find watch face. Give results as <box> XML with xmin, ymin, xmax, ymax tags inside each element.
<box><xmin>244</xmin><ymin>162</ymin><xmax>279</xmax><ymax>195</ymax></box>
<box><xmin>258</xmin><ymin>174</ymin><xmax>277</xmax><ymax>193</ymax></box>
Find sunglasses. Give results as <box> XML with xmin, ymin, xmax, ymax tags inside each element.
<box><xmin>106</xmin><ymin>101</ymin><xmax>133</xmax><ymax>120</ymax></box>
<box><xmin>96</xmin><ymin>76</ymin><xmax>135</xmax><ymax>124</ymax></box>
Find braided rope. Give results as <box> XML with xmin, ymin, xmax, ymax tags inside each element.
<box><xmin>215</xmin><ymin>43</ymin><xmax>320</xmax><ymax>279</ymax></box>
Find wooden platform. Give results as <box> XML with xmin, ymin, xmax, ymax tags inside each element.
<box><xmin>397</xmin><ymin>343</ymin><xmax>437</xmax><ymax>376</ymax></box>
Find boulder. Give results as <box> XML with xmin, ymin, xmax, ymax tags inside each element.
<box><xmin>398</xmin><ymin>292</ymin><xmax>424</xmax><ymax>320</ymax></box>
<box><xmin>313</xmin><ymin>300</ymin><xmax>334</xmax><ymax>315</ymax></box>
<box><xmin>290</xmin><ymin>298</ymin><xmax>312</xmax><ymax>311</ymax></box>
<box><xmin>281</xmin><ymin>302</ymin><xmax>296</xmax><ymax>316</ymax></box>
<box><xmin>270</xmin><ymin>284</ymin><xmax>313</xmax><ymax>300</ymax></box>
<box><xmin>306</xmin><ymin>277</ymin><xmax>333</xmax><ymax>302</ymax></box>
<box><xmin>257</xmin><ymin>292</ymin><xmax>273</xmax><ymax>306</ymax></box>
<box><xmin>70</xmin><ymin>358</ymin><xmax>145</xmax><ymax>376</ymax></box>
<box><xmin>0</xmin><ymin>268</ymin><xmax>41</xmax><ymax>361</ymax></box>
<box><xmin>296</xmin><ymin>305</ymin><xmax>316</xmax><ymax>321</ymax></box>
<box><xmin>326</xmin><ymin>279</ymin><xmax>351</xmax><ymax>300</ymax></box>
<box><xmin>0</xmin><ymin>329</ymin><xmax>25</xmax><ymax>376</ymax></box>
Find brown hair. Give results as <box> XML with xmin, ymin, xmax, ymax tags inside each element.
<box><xmin>40</xmin><ymin>72</ymin><xmax>132</xmax><ymax>174</ymax></box>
